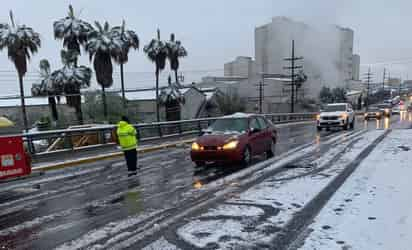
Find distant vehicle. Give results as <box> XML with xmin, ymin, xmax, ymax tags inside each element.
<box><xmin>392</xmin><ymin>106</ymin><xmax>401</xmax><ymax>115</ymax></box>
<box><xmin>190</xmin><ymin>113</ymin><xmax>277</xmax><ymax>167</ymax></box>
<box><xmin>364</xmin><ymin>107</ymin><xmax>383</xmax><ymax>120</ymax></box>
<box><xmin>317</xmin><ymin>103</ymin><xmax>355</xmax><ymax>131</ymax></box>
<box><xmin>377</xmin><ymin>104</ymin><xmax>392</xmax><ymax>117</ymax></box>
<box><xmin>408</xmin><ymin>103</ymin><xmax>412</xmax><ymax>112</ymax></box>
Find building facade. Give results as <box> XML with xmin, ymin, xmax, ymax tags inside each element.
<box><xmin>352</xmin><ymin>54</ymin><xmax>361</xmax><ymax>81</ymax></box>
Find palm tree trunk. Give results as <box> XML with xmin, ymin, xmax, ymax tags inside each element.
<box><xmin>18</xmin><ymin>75</ymin><xmax>29</xmax><ymax>131</ymax></box>
<box><xmin>48</xmin><ymin>97</ymin><xmax>58</xmax><ymax>122</ymax></box>
<box><xmin>156</xmin><ymin>67</ymin><xmax>160</xmax><ymax>122</ymax></box>
<box><xmin>120</xmin><ymin>64</ymin><xmax>127</xmax><ymax>110</ymax></box>
<box><xmin>102</xmin><ymin>85</ymin><xmax>108</xmax><ymax>122</ymax></box>
<box><xmin>75</xmin><ymin>103</ymin><xmax>84</xmax><ymax>125</ymax></box>
<box><xmin>174</xmin><ymin>69</ymin><xmax>179</xmax><ymax>85</ymax></box>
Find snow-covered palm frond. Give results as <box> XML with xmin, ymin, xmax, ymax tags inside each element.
<box><xmin>0</xmin><ymin>11</ymin><xmax>41</xmax><ymax>76</ymax></box>
<box><xmin>60</xmin><ymin>49</ymin><xmax>79</xmax><ymax>67</ymax></box>
<box><xmin>166</xmin><ymin>34</ymin><xmax>187</xmax><ymax>58</ymax></box>
<box><xmin>53</xmin><ymin>5</ymin><xmax>93</xmax><ymax>53</ymax></box>
<box><xmin>86</xmin><ymin>21</ymin><xmax>121</xmax><ymax>61</ymax></box>
<box><xmin>160</xmin><ymin>86</ymin><xmax>183</xmax><ymax>104</ymax></box>
<box><xmin>111</xmin><ymin>20</ymin><xmax>139</xmax><ymax>64</ymax></box>
<box><xmin>31</xmin><ymin>59</ymin><xmax>58</xmax><ymax>97</ymax></box>
<box><xmin>143</xmin><ymin>29</ymin><xmax>167</xmax><ymax>68</ymax></box>
<box><xmin>51</xmin><ymin>64</ymin><xmax>92</xmax><ymax>90</ymax></box>
<box><xmin>86</xmin><ymin>21</ymin><xmax>120</xmax><ymax>88</ymax></box>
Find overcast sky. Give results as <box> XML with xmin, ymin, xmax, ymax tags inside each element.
<box><xmin>0</xmin><ymin>0</ymin><xmax>411</xmax><ymax>89</ymax></box>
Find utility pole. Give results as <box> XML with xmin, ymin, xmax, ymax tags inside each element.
<box><xmin>364</xmin><ymin>67</ymin><xmax>373</xmax><ymax>110</ymax></box>
<box><xmin>382</xmin><ymin>68</ymin><xmax>386</xmax><ymax>91</ymax></box>
<box><xmin>284</xmin><ymin>40</ymin><xmax>303</xmax><ymax>113</ymax></box>
<box><xmin>254</xmin><ymin>80</ymin><xmax>267</xmax><ymax>114</ymax></box>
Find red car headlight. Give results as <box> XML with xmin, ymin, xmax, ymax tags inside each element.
<box><xmin>191</xmin><ymin>142</ymin><xmax>202</xmax><ymax>151</ymax></box>
<box><xmin>222</xmin><ymin>140</ymin><xmax>239</xmax><ymax>150</ymax></box>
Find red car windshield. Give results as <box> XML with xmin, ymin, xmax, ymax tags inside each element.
<box><xmin>208</xmin><ymin>118</ymin><xmax>248</xmax><ymax>133</ymax></box>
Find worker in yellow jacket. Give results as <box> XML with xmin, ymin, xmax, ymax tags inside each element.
<box><xmin>116</xmin><ymin>116</ymin><xmax>138</xmax><ymax>176</ymax></box>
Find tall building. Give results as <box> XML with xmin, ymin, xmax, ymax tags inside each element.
<box><xmin>352</xmin><ymin>54</ymin><xmax>360</xmax><ymax>81</ymax></box>
<box><xmin>254</xmin><ymin>17</ymin><xmax>356</xmax><ymax>98</ymax></box>
<box><xmin>224</xmin><ymin>56</ymin><xmax>256</xmax><ymax>77</ymax></box>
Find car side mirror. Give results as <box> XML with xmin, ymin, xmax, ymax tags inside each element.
<box><xmin>249</xmin><ymin>128</ymin><xmax>261</xmax><ymax>135</ymax></box>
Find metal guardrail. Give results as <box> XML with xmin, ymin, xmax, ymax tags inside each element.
<box><xmin>23</xmin><ymin>112</ymin><xmax>318</xmax><ymax>157</ymax></box>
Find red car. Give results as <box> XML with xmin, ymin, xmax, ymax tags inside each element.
<box><xmin>190</xmin><ymin>113</ymin><xmax>277</xmax><ymax>167</ymax></box>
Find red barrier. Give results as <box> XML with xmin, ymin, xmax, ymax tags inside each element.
<box><xmin>0</xmin><ymin>135</ymin><xmax>31</xmax><ymax>180</ymax></box>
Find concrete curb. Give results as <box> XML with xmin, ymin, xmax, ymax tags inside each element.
<box><xmin>33</xmin><ymin>138</ymin><xmax>195</xmax><ymax>172</ymax></box>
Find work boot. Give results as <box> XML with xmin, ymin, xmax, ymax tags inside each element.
<box><xmin>128</xmin><ymin>171</ymin><xmax>137</xmax><ymax>177</ymax></box>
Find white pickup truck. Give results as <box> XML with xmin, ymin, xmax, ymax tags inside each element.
<box><xmin>317</xmin><ymin>103</ymin><xmax>355</xmax><ymax>131</ymax></box>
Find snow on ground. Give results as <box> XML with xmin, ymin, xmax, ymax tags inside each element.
<box><xmin>142</xmin><ymin>237</ymin><xmax>180</xmax><ymax>250</ymax></box>
<box><xmin>202</xmin><ymin>204</ymin><xmax>265</xmax><ymax>218</ymax></box>
<box><xmin>176</xmin><ymin>130</ymin><xmax>384</xmax><ymax>249</ymax></box>
<box><xmin>299</xmin><ymin>129</ymin><xmax>412</xmax><ymax>250</ymax></box>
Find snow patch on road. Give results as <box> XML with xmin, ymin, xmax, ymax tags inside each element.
<box><xmin>299</xmin><ymin>129</ymin><xmax>412</xmax><ymax>250</ymax></box>
<box><xmin>178</xmin><ymin>219</ymin><xmax>261</xmax><ymax>249</ymax></box>
<box><xmin>202</xmin><ymin>204</ymin><xmax>265</xmax><ymax>218</ymax></box>
<box><xmin>55</xmin><ymin>210</ymin><xmax>165</xmax><ymax>250</ymax></box>
<box><xmin>142</xmin><ymin>237</ymin><xmax>180</xmax><ymax>250</ymax></box>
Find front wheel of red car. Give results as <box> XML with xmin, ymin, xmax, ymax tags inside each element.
<box><xmin>241</xmin><ymin>146</ymin><xmax>252</xmax><ymax>166</ymax></box>
<box><xmin>266</xmin><ymin>139</ymin><xmax>276</xmax><ymax>158</ymax></box>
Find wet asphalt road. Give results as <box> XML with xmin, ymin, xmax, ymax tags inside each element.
<box><xmin>0</xmin><ymin>115</ymin><xmax>403</xmax><ymax>250</ymax></box>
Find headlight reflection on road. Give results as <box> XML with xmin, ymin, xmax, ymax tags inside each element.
<box><xmin>376</xmin><ymin>119</ymin><xmax>380</xmax><ymax>129</ymax></box>
<box><xmin>384</xmin><ymin>117</ymin><xmax>390</xmax><ymax>129</ymax></box>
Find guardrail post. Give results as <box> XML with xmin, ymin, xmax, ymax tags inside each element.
<box><xmin>198</xmin><ymin>120</ymin><xmax>202</xmax><ymax>135</ymax></box>
<box><xmin>101</xmin><ymin>130</ymin><xmax>107</xmax><ymax>144</ymax></box>
<box><xmin>63</xmin><ymin>133</ymin><xmax>74</xmax><ymax>151</ymax></box>
<box><xmin>136</xmin><ymin>126</ymin><xmax>141</xmax><ymax>141</ymax></box>
<box><xmin>178</xmin><ymin>122</ymin><xmax>182</xmax><ymax>135</ymax></box>
<box><xmin>158</xmin><ymin>124</ymin><xmax>163</xmax><ymax>138</ymax></box>
<box><xmin>27</xmin><ymin>137</ymin><xmax>35</xmax><ymax>155</ymax></box>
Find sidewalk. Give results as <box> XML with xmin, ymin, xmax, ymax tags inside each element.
<box><xmin>298</xmin><ymin>129</ymin><xmax>412</xmax><ymax>250</ymax></box>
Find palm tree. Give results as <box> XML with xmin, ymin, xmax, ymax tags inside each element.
<box><xmin>31</xmin><ymin>59</ymin><xmax>60</xmax><ymax>123</ymax></box>
<box><xmin>53</xmin><ymin>5</ymin><xmax>93</xmax><ymax>58</ymax></box>
<box><xmin>111</xmin><ymin>20</ymin><xmax>139</xmax><ymax>109</ymax></box>
<box><xmin>166</xmin><ymin>33</ymin><xmax>187</xmax><ymax>87</ymax></box>
<box><xmin>51</xmin><ymin>50</ymin><xmax>92</xmax><ymax>124</ymax></box>
<box><xmin>86</xmin><ymin>21</ymin><xmax>121</xmax><ymax>121</ymax></box>
<box><xmin>0</xmin><ymin>11</ymin><xmax>41</xmax><ymax>131</ymax></box>
<box><xmin>144</xmin><ymin>29</ymin><xmax>168</xmax><ymax>122</ymax></box>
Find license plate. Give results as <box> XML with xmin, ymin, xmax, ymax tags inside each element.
<box><xmin>1</xmin><ymin>154</ymin><xmax>14</xmax><ymax>167</ymax></box>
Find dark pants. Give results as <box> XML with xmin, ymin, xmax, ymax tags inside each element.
<box><xmin>124</xmin><ymin>149</ymin><xmax>138</xmax><ymax>174</ymax></box>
